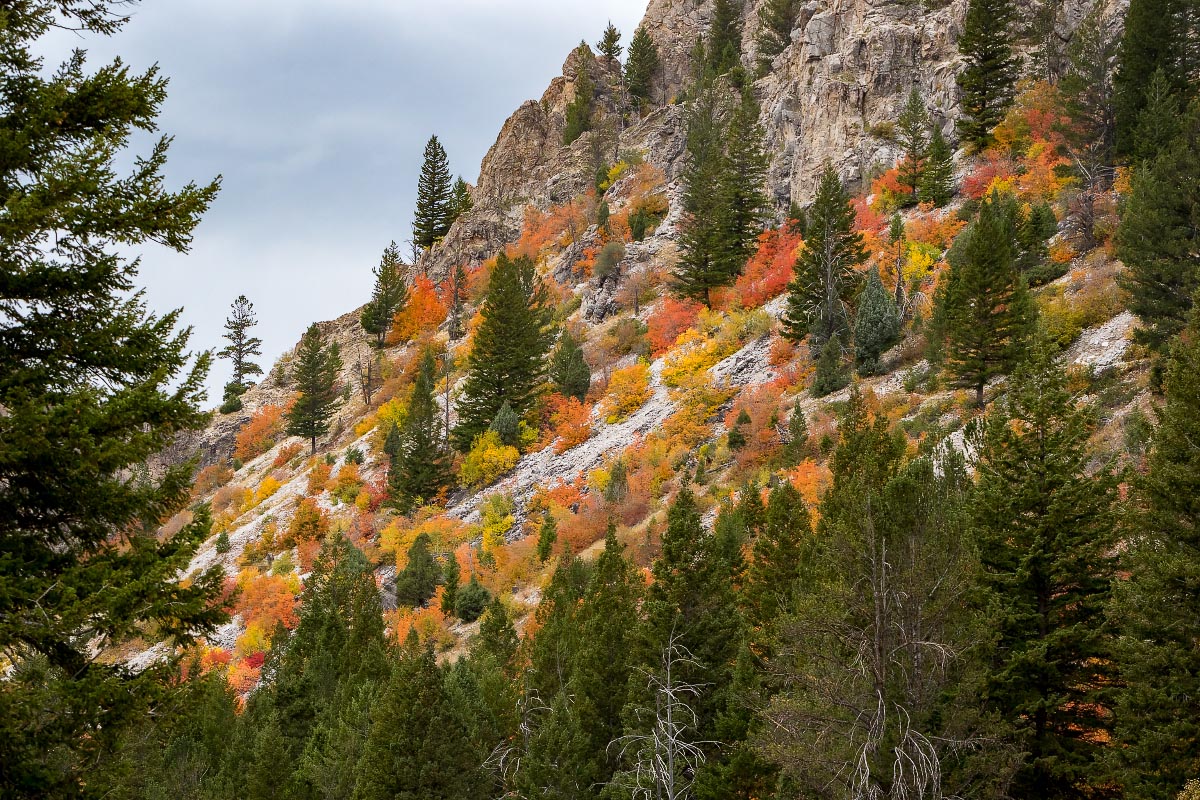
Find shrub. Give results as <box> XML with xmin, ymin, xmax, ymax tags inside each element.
<box><xmin>391</xmin><ymin>275</ymin><xmax>447</xmax><ymax>343</ymax></box>
<box><xmin>234</xmin><ymin>404</ymin><xmax>286</xmax><ymax>462</ymax></box>
<box><xmin>272</xmin><ymin>442</ymin><xmax>304</xmax><ymax>468</ymax></box>
<box><xmin>648</xmin><ymin>297</ymin><xmax>702</xmax><ymax>356</ymax></box>
<box><xmin>244</xmin><ymin>476</ymin><xmax>281</xmax><ymax>511</ymax></box>
<box><xmin>546</xmin><ymin>394</ymin><xmax>592</xmax><ymax>453</ymax></box>
<box><xmin>329</xmin><ymin>462</ymin><xmax>363</xmax><ymax>504</ymax></box>
<box><xmin>602</xmin><ymin>317</ymin><xmax>649</xmax><ymax>359</ymax></box>
<box><xmin>192</xmin><ymin>464</ymin><xmax>234</xmax><ymax>498</ymax></box>
<box><xmin>306</xmin><ymin>460</ymin><xmax>332</xmax><ymax>495</ymax></box>
<box><xmin>287</xmin><ymin>497</ymin><xmax>329</xmax><ymax>544</ymax></box>
<box><xmin>460</xmin><ymin>431</ymin><xmax>520</xmax><ymax>488</ymax></box>
<box><xmin>345</xmin><ymin>446</ymin><xmax>365</xmax><ymax>465</ymax></box>
<box><xmin>479</xmin><ymin>493</ymin><xmax>515</xmax><ymax>556</ymax></box>
<box><xmin>215</xmin><ymin>531</ymin><xmax>231</xmax><ymax>554</ymax></box>
<box><xmin>594</xmin><ymin>241</ymin><xmax>626</xmax><ymax>281</ymax></box>
<box><xmin>601</xmin><ymin>361</ymin><xmax>651</xmax><ymax>423</ymax></box>
<box><xmin>733</xmin><ymin>227</ymin><xmax>801</xmax><ymax>309</ymax></box>
<box><xmin>454</xmin><ymin>575</ymin><xmax>491</xmax><ymax>622</ymax></box>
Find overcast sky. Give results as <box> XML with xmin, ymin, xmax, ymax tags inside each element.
<box><xmin>41</xmin><ymin>0</ymin><xmax>648</xmax><ymax>403</ymax></box>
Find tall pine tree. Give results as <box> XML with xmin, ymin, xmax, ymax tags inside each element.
<box><xmin>955</xmin><ymin>0</ymin><xmax>1020</xmax><ymax>149</ymax></box>
<box><xmin>359</xmin><ymin>241</ymin><xmax>408</xmax><ymax>348</ymax></box>
<box><xmin>756</xmin><ymin>0</ymin><xmax>801</xmax><ymax>74</ymax></box>
<box><xmin>413</xmin><ymin>135</ymin><xmax>454</xmax><ymax>250</ymax></box>
<box><xmin>218</xmin><ymin>294</ymin><xmax>264</xmax><ymax>411</ymax></box>
<box><xmin>549</xmin><ymin>329</ymin><xmax>592</xmax><ymax>402</ymax></box>
<box><xmin>674</xmin><ymin>85</ymin><xmax>730</xmax><ymax>305</ymax></box>
<box><xmin>625</xmin><ymin>26</ymin><xmax>661</xmax><ymax>106</ymax></box>
<box><xmin>918</xmin><ymin>124</ymin><xmax>956</xmax><ymax>206</ymax></box>
<box><xmin>853</xmin><ymin>267</ymin><xmax>901</xmax><ymax>376</ymax></box>
<box><xmin>597</xmin><ymin>21</ymin><xmax>622</xmax><ymax>62</ymax></box>
<box><xmin>286</xmin><ymin>323</ymin><xmax>343</xmax><ymax>454</ymax></box>
<box><xmin>388</xmin><ymin>349</ymin><xmax>449</xmax><ymax>512</ymax></box>
<box><xmin>896</xmin><ymin>87</ymin><xmax>931</xmax><ymax>203</ymax></box>
<box><xmin>718</xmin><ymin>86</ymin><xmax>770</xmax><ymax>280</ymax></box>
<box><xmin>705</xmin><ymin>0</ymin><xmax>745</xmax><ymax>78</ymax></box>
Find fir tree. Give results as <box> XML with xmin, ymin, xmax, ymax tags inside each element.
<box><xmin>488</xmin><ymin>400</ymin><xmax>520</xmax><ymax>448</ymax></box>
<box><xmin>625</xmin><ymin>26</ymin><xmax>661</xmax><ymax>106</ymax></box>
<box><xmin>674</xmin><ymin>86</ymin><xmax>730</xmax><ymax>305</ymax></box>
<box><xmin>215</xmin><ymin>529</ymin><xmax>231</xmax><ymax>554</ymax></box>
<box><xmin>359</xmin><ymin>241</ymin><xmax>408</xmax><ymax>348</ymax></box>
<box><xmin>918</xmin><ymin>124</ymin><xmax>956</xmax><ymax>206</ymax></box>
<box><xmin>446</xmin><ymin>262</ymin><xmax>468</xmax><ymax>341</ymax></box>
<box><xmin>718</xmin><ymin>87</ymin><xmax>770</xmax><ymax>279</ymax></box>
<box><xmin>971</xmin><ymin>336</ymin><xmax>1118</xmax><ymax>798</ymax></box>
<box><xmin>896</xmin><ymin>87</ymin><xmax>931</xmax><ymax>203</ymax></box>
<box><xmin>756</xmin><ymin>0</ymin><xmax>801</xmax><ymax>74</ymax></box>
<box><xmin>955</xmin><ymin>0</ymin><xmax>1020</xmax><ymax>149</ymax></box>
<box><xmin>598</xmin><ymin>21</ymin><xmax>622</xmax><ymax>62</ymax></box>
<box><xmin>727</xmin><ymin>409</ymin><xmax>750</xmax><ymax>450</ymax></box>
<box><xmin>451</xmin><ymin>176</ymin><xmax>473</xmax><ymax>220</ymax></box>
<box><xmin>810</xmin><ymin>335</ymin><xmax>850</xmax><ymax>397</ymax></box>
<box><xmin>743</xmin><ymin>481</ymin><xmax>813</xmax><ymax>637</ymax></box>
<box><xmin>536</xmin><ymin>514</ymin><xmax>558</xmax><ymax>562</ymax></box>
<box><xmin>564</xmin><ymin>44</ymin><xmax>596</xmax><ymax>146</ymax></box>
<box><xmin>706</xmin><ymin>0</ymin><xmax>745</xmax><ymax>77</ymax></box>
<box><xmin>441</xmin><ymin>552</ymin><xmax>461</xmax><ymax>616</ymax></box>
<box><xmin>934</xmin><ymin>190</ymin><xmax>1034</xmax><ymax>406</ymax></box>
<box><xmin>413</xmin><ymin>135</ymin><xmax>454</xmax><ymax>250</ymax></box>
<box><xmin>286</xmin><ymin>323</ymin><xmax>344</xmax><ymax>454</ymax></box>
<box><xmin>782</xmin><ymin>163</ymin><xmax>867</xmax><ymax>350</ymax></box>
<box><xmin>394</xmin><ymin>532</ymin><xmax>441</xmax><ymax>608</ymax></box>
<box><xmin>1060</xmin><ymin>3</ymin><xmax>1118</xmax><ymax>171</ymax></box>
<box><xmin>388</xmin><ymin>349</ymin><xmax>449</xmax><ymax>512</ymax></box>
<box><xmin>781</xmin><ymin>405</ymin><xmax>809</xmax><ymax>466</ymax></box>
<box><xmin>452</xmin><ymin>253</ymin><xmax>554</xmax><ymax>450</ymax></box>
<box><xmin>853</xmin><ymin>268</ymin><xmax>901</xmax><ymax>376</ymax></box>
<box><xmin>549</xmin><ymin>330</ymin><xmax>591</xmax><ymax>401</ymax></box>
<box><xmin>455</xmin><ymin>576</ymin><xmax>491</xmax><ymax>623</ymax></box>
<box><xmin>1110</xmin><ymin>301</ymin><xmax>1200</xmax><ymax>799</ymax></box>
<box><xmin>218</xmin><ymin>294</ymin><xmax>264</xmax><ymax>411</ymax></box>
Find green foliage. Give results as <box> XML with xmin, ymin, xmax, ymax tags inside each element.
<box><xmin>956</xmin><ymin>0</ymin><xmax>1020</xmax><ymax>148</ymax></box>
<box><xmin>219</xmin><ymin>294</ymin><xmax>265</xmax><ymax>394</ymax></box>
<box><xmin>705</xmin><ymin>0</ymin><xmax>744</xmax><ymax>78</ymax></box>
<box><xmin>454</xmin><ymin>576</ymin><xmax>491</xmax><ymax>623</ymax></box>
<box><xmin>896</xmin><ymin>88</ymin><xmax>931</xmax><ymax>202</ymax></box>
<box><xmin>413</xmin><ymin>135</ymin><xmax>454</xmax><ymax>249</ymax></box>
<box><xmin>781</xmin><ymin>406</ymin><xmax>809</xmax><ymax>466</ymax></box>
<box><xmin>286</xmin><ymin>324</ymin><xmax>344</xmax><ymax>453</ymax></box>
<box><xmin>604</xmin><ymin>458</ymin><xmax>629</xmax><ymax>504</ymax></box>
<box><xmin>810</xmin><ymin>336</ymin><xmax>850</xmax><ymax>397</ymax></box>
<box><xmin>756</xmin><ymin>0</ymin><xmax>801</xmax><ymax>74</ymax></box>
<box><xmin>360</xmin><ymin>241</ymin><xmax>408</xmax><ymax>348</ymax></box>
<box><xmin>625</xmin><ymin>26</ymin><xmax>660</xmax><ymax>105</ymax></box>
<box><xmin>782</xmin><ymin>163</ymin><xmax>867</xmax><ymax>349</ymax></box>
<box><xmin>441</xmin><ymin>553</ymin><xmax>460</xmax><ymax>616</ymax></box>
<box><xmin>597</xmin><ymin>21</ymin><xmax>622</xmax><ymax>62</ymax></box>
<box><xmin>853</xmin><ymin>268</ymin><xmax>901</xmax><ymax>376</ymax></box>
<box><xmin>549</xmin><ymin>330</ymin><xmax>592</xmax><ymax>402</ymax></box>
<box><xmin>488</xmin><ymin>400</ymin><xmax>520</xmax><ymax>448</ymax></box>
<box><xmin>451</xmin><ymin>176</ymin><xmax>473</xmax><ymax>220</ymax></box>
<box><xmin>564</xmin><ymin>45</ymin><xmax>596</xmax><ymax>146</ymax></box>
<box><xmin>395</xmin><ymin>533</ymin><xmax>440</xmax><ymax>608</ymax></box>
<box><xmin>536</xmin><ymin>514</ymin><xmax>558</xmax><ymax>562</ymax></box>
<box><xmin>453</xmin><ymin>252</ymin><xmax>554</xmax><ymax>450</ymax></box>
<box><xmin>594</xmin><ymin>240</ymin><xmax>626</xmax><ymax>281</ymax></box>
<box><xmin>918</xmin><ymin>125</ymin><xmax>956</xmax><ymax>206</ymax></box>
<box><xmin>215</xmin><ymin>530</ymin><xmax>231</xmax><ymax>554</ymax></box>
<box><xmin>727</xmin><ymin>409</ymin><xmax>750</xmax><ymax>450</ymax></box>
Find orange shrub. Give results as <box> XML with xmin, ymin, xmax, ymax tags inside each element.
<box><xmin>388</xmin><ymin>601</ymin><xmax>454</xmax><ymax>649</ymax></box>
<box><xmin>226</xmin><ymin>659</ymin><xmax>261</xmax><ymax>695</ymax></box>
<box><xmin>287</xmin><ymin>497</ymin><xmax>329</xmax><ymax>544</ymax></box>
<box><xmin>192</xmin><ymin>464</ymin><xmax>233</xmax><ymax>498</ymax></box>
<box><xmin>272</xmin><ymin>442</ymin><xmax>303</xmax><ymax>468</ymax></box>
<box><xmin>234</xmin><ymin>404</ymin><xmax>285</xmax><ymax>462</ymax></box>
<box><xmin>852</xmin><ymin>196</ymin><xmax>886</xmax><ymax>234</ymax></box>
<box><xmin>510</xmin><ymin>195</ymin><xmax>593</xmax><ymax>261</ymax></box>
<box><xmin>905</xmin><ymin>207</ymin><xmax>967</xmax><ymax>249</ymax></box>
<box><xmin>963</xmin><ymin>153</ymin><xmax>1018</xmax><ymax>200</ymax></box>
<box><xmin>601</xmin><ymin>361</ymin><xmax>651</xmax><ymax>423</ymax></box>
<box><xmin>787</xmin><ymin>459</ymin><xmax>832</xmax><ymax>511</ymax></box>
<box><xmin>391</xmin><ymin>275</ymin><xmax>447</xmax><ymax>343</ymax></box>
<box><xmin>234</xmin><ymin>572</ymin><xmax>299</xmax><ymax>631</ymax></box>
<box><xmin>306</xmin><ymin>460</ymin><xmax>332</xmax><ymax>495</ymax></box>
<box><xmin>647</xmin><ymin>297</ymin><xmax>702</xmax><ymax>356</ymax></box>
<box><xmin>545</xmin><ymin>394</ymin><xmax>593</xmax><ymax>453</ymax></box>
<box><xmin>329</xmin><ymin>462</ymin><xmax>363</xmax><ymax>503</ymax></box>
<box><xmin>733</xmin><ymin>227</ymin><xmax>801</xmax><ymax>309</ymax></box>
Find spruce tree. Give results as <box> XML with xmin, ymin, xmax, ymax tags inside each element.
<box><xmin>1060</xmin><ymin>3</ymin><xmax>1118</xmax><ymax>170</ymax></box>
<box><xmin>413</xmin><ymin>135</ymin><xmax>454</xmax><ymax>250</ymax></box>
<box><xmin>718</xmin><ymin>87</ymin><xmax>770</xmax><ymax>279</ymax></box>
<box><xmin>955</xmin><ymin>0</ymin><xmax>1020</xmax><ymax>149</ymax></box>
<box><xmin>564</xmin><ymin>45</ymin><xmax>596</xmax><ymax>146</ymax></box>
<box><xmin>756</xmin><ymin>0</ymin><xmax>801</xmax><ymax>74</ymax></box>
<box><xmin>394</xmin><ymin>532</ymin><xmax>441</xmax><ymax>608</ymax></box>
<box><xmin>453</xmin><ymin>253</ymin><xmax>554</xmax><ymax>450</ymax></box>
<box><xmin>781</xmin><ymin>405</ymin><xmax>809</xmax><ymax>466</ymax></box>
<box><xmin>218</xmin><ymin>294</ymin><xmax>264</xmax><ymax>411</ymax></box>
<box><xmin>441</xmin><ymin>552</ymin><xmax>461</xmax><ymax>616</ymax></box>
<box><xmin>918</xmin><ymin>125</ymin><xmax>956</xmax><ymax>206</ymax></box>
<box><xmin>359</xmin><ymin>241</ymin><xmax>408</xmax><ymax>348</ymax></box>
<box><xmin>286</xmin><ymin>323</ymin><xmax>343</xmax><ymax>454</ymax></box>
<box><xmin>536</xmin><ymin>514</ymin><xmax>558</xmax><ymax>562</ymax></box>
<box><xmin>782</xmin><ymin>163</ymin><xmax>867</xmax><ymax>350</ymax></box>
<box><xmin>388</xmin><ymin>349</ymin><xmax>449</xmax><ymax>511</ymax></box>
<box><xmin>743</xmin><ymin>481</ymin><xmax>813</xmax><ymax>638</ymax></box>
<box><xmin>446</xmin><ymin>262</ymin><xmax>468</xmax><ymax>341</ymax></box>
<box><xmin>0</xmin><ymin>5</ymin><xmax>226</xmax><ymax>791</ymax></box>
<box><xmin>810</xmin><ymin>335</ymin><xmax>850</xmax><ymax>397</ymax></box>
<box><xmin>971</xmin><ymin>336</ymin><xmax>1118</xmax><ymax>798</ymax></box>
<box><xmin>853</xmin><ymin>268</ymin><xmax>901</xmax><ymax>376</ymax></box>
<box><xmin>549</xmin><ymin>330</ymin><xmax>591</xmax><ymax>401</ymax></box>
<box><xmin>896</xmin><ymin>88</ymin><xmax>931</xmax><ymax>203</ymax></box>
<box><xmin>451</xmin><ymin>176</ymin><xmax>473</xmax><ymax>220</ymax></box>
<box><xmin>1110</xmin><ymin>302</ymin><xmax>1200</xmax><ymax>799</ymax></box>
<box><xmin>598</xmin><ymin>21</ymin><xmax>622</xmax><ymax>62</ymax></box>
<box><xmin>488</xmin><ymin>400</ymin><xmax>520</xmax><ymax>448</ymax></box>
<box><xmin>674</xmin><ymin>86</ymin><xmax>730</xmax><ymax>305</ymax></box>
<box><xmin>625</xmin><ymin>26</ymin><xmax>661</xmax><ymax>106</ymax></box>
<box><xmin>935</xmin><ymin>190</ymin><xmax>1034</xmax><ymax>406</ymax></box>
<box><xmin>706</xmin><ymin>0</ymin><xmax>744</xmax><ymax>77</ymax></box>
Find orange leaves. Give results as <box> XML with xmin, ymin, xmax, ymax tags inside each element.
<box><xmin>234</xmin><ymin>404</ymin><xmax>286</xmax><ymax>462</ymax></box>
<box><xmin>511</xmin><ymin>195</ymin><xmax>593</xmax><ymax>261</ymax></box>
<box><xmin>544</xmin><ymin>394</ymin><xmax>593</xmax><ymax>453</ymax></box>
<box><xmin>786</xmin><ymin>459</ymin><xmax>832</xmax><ymax>510</ymax></box>
<box><xmin>287</xmin><ymin>497</ymin><xmax>329</xmax><ymax>544</ymax></box>
<box><xmin>234</xmin><ymin>570</ymin><xmax>299</xmax><ymax>632</ymax></box>
<box><xmin>852</xmin><ymin>196</ymin><xmax>887</xmax><ymax>235</ymax></box>
<box><xmin>391</xmin><ymin>275</ymin><xmax>447</xmax><ymax>343</ymax></box>
<box><xmin>306</xmin><ymin>460</ymin><xmax>332</xmax><ymax>495</ymax></box>
<box><xmin>648</xmin><ymin>297</ymin><xmax>702</xmax><ymax>356</ymax></box>
<box><xmin>905</xmin><ymin>207</ymin><xmax>967</xmax><ymax>250</ymax></box>
<box><xmin>963</xmin><ymin>152</ymin><xmax>1018</xmax><ymax>200</ymax></box>
<box><xmin>732</xmin><ymin>227</ymin><xmax>802</xmax><ymax>309</ymax></box>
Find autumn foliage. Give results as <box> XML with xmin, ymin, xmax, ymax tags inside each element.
<box><xmin>390</xmin><ymin>275</ymin><xmax>446</xmax><ymax>343</ymax></box>
<box><xmin>601</xmin><ymin>361</ymin><xmax>651</xmax><ymax>423</ymax></box>
<box><xmin>648</xmin><ymin>297</ymin><xmax>702</xmax><ymax>356</ymax></box>
<box><xmin>234</xmin><ymin>404</ymin><xmax>286</xmax><ymax>462</ymax></box>
<box><xmin>732</xmin><ymin>227</ymin><xmax>802</xmax><ymax>309</ymax></box>
<box><xmin>544</xmin><ymin>394</ymin><xmax>593</xmax><ymax>453</ymax></box>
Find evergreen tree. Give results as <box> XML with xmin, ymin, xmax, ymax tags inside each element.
<box><xmin>451</xmin><ymin>176</ymin><xmax>473</xmax><ymax>220</ymax></box>
<box><xmin>781</xmin><ymin>405</ymin><xmax>809</xmax><ymax>466</ymax></box>
<box><xmin>896</xmin><ymin>87</ymin><xmax>931</xmax><ymax>203</ymax></box>
<box><xmin>455</xmin><ymin>576</ymin><xmax>491</xmax><ymax>623</ymax></box>
<box><xmin>971</xmin><ymin>336</ymin><xmax>1118</xmax><ymax>797</ymax></box>
<box><xmin>388</xmin><ymin>349</ymin><xmax>449</xmax><ymax>511</ymax></box>
<box><xmin>536</xmin><ymin>514</ymin><xmax>558</xmax><ymax>562</ymax></box>
<box><xmin>918</xmin><ymin>124</ymin><xmax>956</xmax><ymax>206</ymax></box>
<box><xmin>598</xmin><ymin>21</ymin><xmax>622</xmax><ymax>62</ymax></box>
<box><xmin>604</xmin><ymin>459</ymin><xmax>629</xmax><ymax>504</ymax></box>
<box><xmin>218</xmin><ymin>294</ymin><xmax>264</xmax><ymax>412</ymax></box>
<box><xmin>782</xmin><ymin>163</ymin><xmax>867</xmax><ymax>350</ymax></box>
<box><xmin>488</xmin><ymin>399</ymin><xmax>520</xmax><ymax>447</ymax></box>
<box><xmin>625</xmin><ymin>26</ymin><xmax>661</xmax><ymax>106</ymax></box>
<box><xmin>756</xmin><ymin>0</ymin><xmax>801</xmax><ymax>74</ymax></box>
<box><xmin>674</xmin><ymin>86</ymin><xmax>730</xmax><ymax>305</ymax></box>
<box><xmin>215</xmin><ymin>529</ymin><xmax>231</xmax><ymax>554</ymax></box>
<box><xmin>706</xmin><ymin>0</ymin><xmax>744</xmax><ymax>77</ymax></box>
<box><xmin>564</xmin><ymin>44</ymin><xmax>596</xmax><ymax>146</ymax></box>
<box><xmin>727</xmin><ymin>409</ymin><xmax>750</xmax><ymax>450</ymax></box>
<box><xmin>453</xmin><ymin>253</ymin><xmax>554</xmax><ymax>450</ymax></box>
<box><xmin>955</xmin><ymin>0</ymin><xmax>1020</xmax><ymax>149</ymax></box>
<box><xmin>810</xmin><ymin>335</ymin><xmax>850</xmax><ymax>397</ymax></box>
<box><xmin>934</xmin><ymin>190</ymin><xmax>1034</xmax><ymax>406</ymax></box>
<box><xmin>441</xmin><ymin>552</ymin><xmax>461</xmax><ymax>616</ymax></box>
<box><xmin>394</xmin><ymin>532</ymin><xmax>440</xmax><ymax>608</ymax></box>
<box><xmin>446</xmin><ymin>262</ymin><xmax>468</xmax><ymax>341</ymax></box>
<box><xmin>549</xmin><ymin>330</ymin><xmax>591</xmax><ymax>401</ymax></box>
<box><xmin>286</xmin><ymin>323</ymin><xmax>343</xmax><ymax>454</ymax></box>
<box><xmin>718</xmin><ymin>87</ymin><xmax>770</xmax><ymax>279</ymax></box>
<box><xmin>0</xmin><ymin>5</ymin><xmax>226</xmax><ymax>791</ymax></box>
<box><xmin>359</xmin><ymin>241</ymin><xmax>408</xmax><ymax>348</ymax></box>
<box><xmin>743</xmin><ymin>481</ymin><xmax>813</xmax><ymax>637</ymax></box>
<box><xmin>853</xmin><ymin>268</ymin><xmax>901</xmax><ymax>376</ymax></box>
<box><xmin>1110</xmin><ymin>301</ymin><xmax>1200</xmax><ymax>799</ymax></box>
<box><xmin>1116</xmin><ymin>103</ymin><xmax>1200</xmax><ymax>353</ymax></box>
<box><xmin>413</xmin><ymin>135</ymin><xmax>454</xmax><ymax>249</ymax></box>
<box><xmin>1060</xmin><ymin>3</ymin><xmax>1118</xmax><ymax>170</ymax></box>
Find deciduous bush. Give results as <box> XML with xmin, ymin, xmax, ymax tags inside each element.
<box><xmin>601</xmin><ymin>361</ymin><xmax>651</xmax><ymax>423</ymax></box>
<box><xmin>234</xmin><ymin>404</ymin><xmax>286</xmax><ymax>462</ymax></box>
<box><xmin>460</xmin><ymin>430</ymin><xmax>520</xmax><ymax>488</ymax></box>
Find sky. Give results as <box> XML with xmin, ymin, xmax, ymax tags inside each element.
<box><xmin>40</xmin><ymin>0</ymin><xmax>648</xmax><ymax>404</ymax></box>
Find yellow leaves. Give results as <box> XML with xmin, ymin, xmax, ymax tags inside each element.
<box><xmin>243</xmin><ymin>475</ymin><xmax>281</xmax><ymax>512</ymax></box>
<box><xmin>661</xmin><ymin>308</ymin><xmax>771</xmax><ymax>389</ymax></box>
<box><xmin>459</xmin><ymin>430</ymin><xmax>520</xmax><ymax>488</ymax></box>
<box><xmin>480</xmin><ymin>494</ymin><xmax>515</xmax><ymax>558</ymax></box>
<box><xmin>601</xmin><ymin>361</ymin><xmax>651</xmax><ymax>423</ymax></box>
<box><xmin>381</xmin><ymin>512</ymin><xmax>468</xmax><ymax>569</ymax></box>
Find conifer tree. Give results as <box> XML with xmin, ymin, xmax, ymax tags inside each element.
<box><xmin>564</xmin><ymin>45</ymin><xmax>596</xmax><ymax>146</ymax></box>
<box><xmin>446</xmin><ymin>262</ymin><xmax>468</xmax><ymax>341</ymax></box>
<box><xmin>896</xmin><ymin>88</ymin><xmax>931</xmax><ymax>203</ymax></box>
<box><xmin>488</xmin><ymin>400</ymin><xmax>520</xmax><ymax>448</ymax></box>
<box><xmin>1060</xmin><ymin>4</ymin><xmax>1118</xmax><ymax>170</ymax></box>
<box><xmin>971</xmin><ymin>336</ymin><xmax>1118</xmax><ymax>797</ymax></box>
<box><xmin>756</xmin><ymin>0</ymin><xmax>801</xmax><ymax>74</ymax></box>
<box><xmin>218</xmin><ymin>294</ymin><xmax>264</xmax><ymax>411</ymax></box>
<box><xmin>549</xmin><ymin>330</ymin><xmax>591</xmax><ymax>401</ymax></box>
<box><xmin>360</xmin><ymin>241</ymin><xmax>408</xmax><ymax>348</ymax></box>
<box><xmin>934</xmin><ymin>190</ymin><xmax>1034</xmax><ymax>406</ymax></box>
<box><xmin>674</xmin><ymin>86</ymin><xmax>730</xmax><ymax>305</ymax></box>
<box><xmin>1110</xmin><ymin>301</ymin><xmax>1200</xmax><ymax>799</ymax></box>
<box><xmin>706</xmin><ymin>0</ymin><xmax>745</xmax><ymax>77</ymax></box>
<box><xmin>782</xmin><ymin>163</ymin><xmax>867</xmax><ymax>350</ymax></box>
<box><xmin>955</xmin><ymin>0</ymin><xmax>1020</xmax><ymax>149</ymax></box>
<box><xmin>810</xmin><ymin>335</ymin><xmax>850</xmax><ymax>397</ymax></box>
<box><xmin>718</xmin><ymin>87</ymin><xmax>770</xmax><ymax>278</ymax></box>
<box><xmin>395</xmin><ymin>532</ymin><xmax>441</xmax><ymax>608</ymax></box>
<box><xmin>918</xmin><ymin>125</ymin><xmax>956</xmax><ymax>206</ymax></box>
<box><xmin>625</xmin><ymin>26</ymin><xmax>661</xmax><ymax>105</ymax></box>
<box><xmin>388</xmin><ymin>349</ymin><xmax>449</xmax><ymax>511</ymax></box>
<box><xmin>536</xmin><ymin>514</ymin><xmax>558</xmax><ymax>562</ymax></box>
<box><xmin>441</xmin><ymin>552</ymin><xmax>461</xmax><ymax>616</ymax></box>
<box><xmin>781</xmin><ymin>406</ymin><xmax>809</xmax><ymax>466</ymax></box>
<box><xmin>453</xmin><ymin>253</ymin><xmax>554</xmax><ymax>450</ymax></box>
<box><xmin>451</xmin><ymin>176</ymin><xmax>473</xmax><ymax>220</ymax></box>
<box><xmin>743</xmin><ymin>481</ymin><xmax>813</xmax><ymax>638</ymax></box>
<box><xmin>413</xmin><ymin>135</ymin><xmax>454</xmax><ymax>250</ymax></box>
<box><xmin>598</xmin><ymin>21</ymin><xmax>622</xmax><ymax>62</ymax></box>
<box><xmin>286</xmin><ymin>323</ymin><xmax>344</xmax><ymax>454</ymax></box>
<box><xmin>853</xmin><ymin>268</ymin><xmax>901</xmax><ymax>376</ymax></box>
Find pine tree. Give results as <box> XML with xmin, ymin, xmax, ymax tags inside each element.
<box><xmin>756</xmin><ymin>0</ymin><xmax>801</xmax><ymax>74</ymax></box>
<box><xmin>215</xmin><ymin>529</ymin><xmax>231</xmax><ymax>554</ymax></box>
<box><xmin>782</xmin><ymin>163</ymin><xmax>867</xmax><ymax>350</ymax></box>
<box><xmin>674</xmin><ymin>86</ymin><xmax>730</xmax><ymax>305</ymax></box>
<box><xmin>1060</xmin><ymin>3</ymin><xmax>1118</xmax><ymax>170</ymax></box>
<box><xmin>718</xmin><ymin>87</ymin><xmax>770</xmax><ymax>279</ymax></box>
<box><xmin>564</xmin><ymin>44</ymin><xmax>596</xmax><ymax>146</ymax></box>
<box><xmin>1116</xmin><ymin>103</ymin><xmax>1200</xmax><ymax>353</ymax></box>
<box><xmin>853</xmin><ymin>268</ymin><xmax>901</xmax><ymax>376</ymax></box>
<box><xmin>598</xmin><ymin>21</ymin><xmax>622</xmax><ymax>62</ymax></box>
<box><xmin>218</xmin><ymin>294</ymin><xmax>264</xmax><ymax>412</ymax></box>
<box><xmin>896</xmin><ymin>88</ymin><xmax>931</xmax><ymax>203</ymax></box>
<box><xmin>455</xmin><ymin>576</ymin><xmax>491</xmax><ymax>623</ymax></box>
<box><xmin>359</xmin><ymin>241</ymin><xmax>408</xmax><ymax>348</ymax></box>
<box><xmin>1110</xmin><ymin>301</ymin><xmax>1200</xmax><ymax>800</ymax></box>
<box><xmin>971</xmin><ymin>336</ymin><xmax>1118</xmax><ymax>798</ymax></box>
<box><xmin>0</xmin><ymin>6</ymin><xmax>226</xmax><ymax>791</ymax></box>
<box><xmin>625</xmin><ymin>26</ymin><xmax>661</xmax><ymax>106</ymax></box>
<box><xmin>286</xmin><ymin>323</ymin><xmax>343</xmax><ymax>454</ymax></box>
<box><xmin>955</xmin><ymin>0</ymin><xmax>1020</xmax><ymax>149</ymax></box>
<box><xmin>935</xmin><ymin>190</ymin><xmax>1034</xmax><ymax>406</ymax></box>
<box><xmin>743</xmin><ymin>481</ymin><xmax>813</xmax><ymax>637</ymax></box>
<box><xmin>395</xmin><ymin>532</ymin><xmax>441</xmax><ymax>608</ymax></box>
<box><xmin>918</xmin><ymin>124</ymin><xmax>956</xmax><ymax>206</ymax></box>
<box><xmin>389</xmin><ymin>349</ymin><xmax>449</xmax><ymax>512</ymax></box>
<box><xmin>781</xmin><ymin>405</ymin><xmax>809</xmax><ymax>466</ymax></box>
<box><xmin>488</xmin><ymin>400</ymin><xmax>520</xmax><ymax>448</ymax></box>
<box><xmin>549</xmin><ymin>330</ymin><xmax>591</xmax><ymax>401</ymax></box>
<box><xmin>451</xmin><ymin>176</ymin><xmax>473</xmax><ymax>221</ymax></box>
<box><xmin>706</xmin><ymin>0</ymin><xmax>745</xmax><ymax>77</ymax></box>
<box><xmin>441</xmin><ymin>552</ymin><xmax>461</xmax><ymax>616</ymax></box>
<box><xmin>810</xmin><ymin>335</ymin><xmax>850</xmax><ymax>397</ymax></box>
<box><xmin>536</xmin><ymin>514</ymin><xmax>558</xmax><ymax>562</ymax></box>
<box><xmin>413</xmin><ymin>135</ymin><xmax>454</xmax><ymax>250</ymax></box>
<box><xmin>446</xmin><ymin>262</ymin><xmax>468</xmax><ymax>341</ymax></box>
<box><xmin>453</xmin><ymin>253</ymin><xmax>554</xmax><ymax>450</ymax></box>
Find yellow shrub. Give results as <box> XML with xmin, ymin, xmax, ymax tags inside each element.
<box><xmin>479</xmin><ymin>494</ymin><xmax>515</xmax><ymax>556</ymax></box>
<box><xmin>601</xmin><ymin>361</ymin><xmax>651</xmax><ymax>423</ymax></box>
<box><xmin>243</xmin><ymin>475</ymin><xmax>281</xmax><ymax>511</ymax></box>
<box><xmin>236</xmin><ymin>622</ymin><xmax>271</xmax><ymax>657</ymax></box>
<box><xmin>459</xmin><ymin>431</ymin><xmax>520</xmax><ymax>488</ymax></box>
